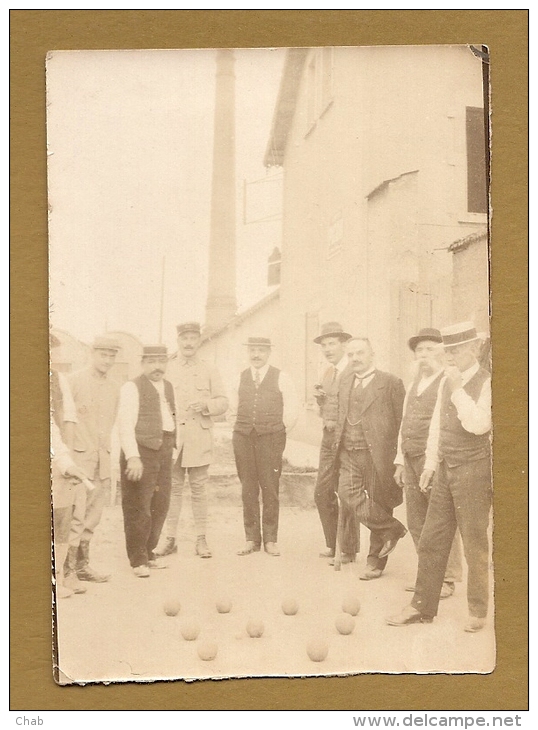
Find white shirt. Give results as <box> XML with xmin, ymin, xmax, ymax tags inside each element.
<box><xmin>229</xmin><ymin>364</ymin><xmax>300</xmax><ymax>433</ymax></box>
<box><xmin>57</xmin><ymin>372</ymin><xmax>78</xmax><ymax>423</ymax></box>
<box><xmin>394</xmin><ymin>367</ymin><xmax>444</xmax><ymax>466</ymax></box>
<box><xmin>424</xmin><ymin>362</ymin><xmax>492</xmax><ymax>471</ymax></box>
<box><xmin>353</xmin><ymin>368</ymin><xmax>376</xmax><ymax>389</ymax></box>
<box><xmin>115</xmin><ymin>379</ymin><xmax>175</xmax><ymax>460</ymax></box>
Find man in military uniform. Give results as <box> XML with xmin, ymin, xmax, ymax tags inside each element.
<box><xmin>312</xmin><ymin>321</ymin><xmax>353</xmax><ymax>561</ymax></box>
<box><xmin>155</xmin><ymin>322</ymin><xmax>228</xmax><ymax>559</ymax></box>
<box><xmin>387</xmin><ymin>322</ymin><xmax>492</xmax><ymax>632</ymax></box>
<box><xmin>65</xmin><ymin>336</ymin><xmax>121</xmax><ymax>583</ymax></box>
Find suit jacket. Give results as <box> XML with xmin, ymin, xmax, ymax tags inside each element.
<box><xmin>334</xmin><ymin>369</ymin><xmax>405</xmax><ymax>509</ymax></box>
<box><xmin>171</xmin><ymin>355</ymin><xmax>229</xmax><ymax>467</ymax></box>
<box><xmin>67</xmin><ymin>367</ymin><xmax>120</xmax><ymax>481</ymax></box>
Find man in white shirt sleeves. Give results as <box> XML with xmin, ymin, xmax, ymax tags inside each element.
<box><xmin>115</xmin><ymin>345</ymin><xmax>176</xmax><ymax>578</ymax></box>
<box><xmin>393</xmin><ymin>327</ymin><xmax>462</xmax><ymax>599</ymax></box>
<box><xmin>232</xmin><ymin>337</ymin><xmax>299</xmax><ymax>557</ymax></box>
<box><xmin>387</xmin><ymin>322</ymin><xmax>492</xmax><ymax>632</ymax></box>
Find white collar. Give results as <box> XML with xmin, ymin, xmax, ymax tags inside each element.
<box><xmin>251</xmin><ymin>362</ymin><xmax>271</xmax><ymax>381</ymax></box>
<box><xmin>334</xmin><ymin>355</ymin><xmax>348</xmax><ymax>375</ymax></box>
<box><xmin>418</xmin><ymin>367</ymin><xmax>444</xmax><ymax>386</ymax></box>
<box><xmin>460</xmin><ymin>361</ymin><xmax>480</xmax><ymax>386</ymax></box>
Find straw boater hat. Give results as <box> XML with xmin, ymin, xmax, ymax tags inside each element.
<box><xmin>176</xmin><ymin>322</ymin><xmax>201</xmax><ymax>336</ymax></box>
<box><xmin>313</xmin><ymin>321</ymin><xmax>352</xmax><ymax>344</ymax></box>
<box><xmin>244</xmin><ymin>337</ymin><xmax>272</xmax><ymax>348</ymax></box>
<box><xmin>142</xmin><ymin>345</ymin><xmax>168</xmax><ymax>358</ymax></box>
<box><xmin>408</xmin><ymin>327</ymin><xmax>443</xmax><ymax>352</ymax></box>
<box><xmin>440</xmin><ymin>321</ymin><xmax>480</xmax><ymax>348</ymax></box>
<box><xmin>92</xmin><ymin>336</ymin><xmax>121</xmax><ymax>351</ymax></box>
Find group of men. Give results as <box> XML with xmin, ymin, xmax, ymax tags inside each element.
<box><xmin>311</xmin><ymin>320</ymin><xmax>492</xmax><ymax>633</ymax></box>
<box><xmin>50</xmin><ymin>317</ymin><xmax>492</xmax><ymax>634</ymax></box>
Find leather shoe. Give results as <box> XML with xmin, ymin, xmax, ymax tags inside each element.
<box><xmin>237</xmin><ymin>541</ymin><xmax>261</xmax><ymax>556</ymax></box>
<box><xmin>440</xmin><ymin>582</ymin><xmax>455</xmax><ymax>599</ymax></box>
<box><xmin>154</xmin><ymin>537</ymin><xmax>177</xmax><ymax>557</ymax></box>
<box><xmin>360</xmin><ymin>568</ymin><xmax>383</xmax><ymax>580</ymax></box>
<box><xmin>76</xmin><ymin>565</ymin><xmax>110</xmax><ymax>583</ymax></box>
<box><xmin>378</xmin><ymin>528</ymin><xmax>408</xmax><ymax>559</ymax></box>
<box><xmin>264</xmin><ymin>542</ymin><xmax>280</xmax><ymax>556</ymax></box>
<box><xmin>329</xmin><ymin>553</ymin><xmax>354</xmax><ymax>566</ymax></box>
<box><xmin>319</xmin><ymin>548</ymin><xmax>335</xmax><ymax>558</ymax></box>
<box><xmin>148</xmin><ymin>559</ymin><xmax>169</xmax><ymax>570</ymax></box>
<box><xmin>464</xmin><ymin>616</ymin><xmax>486</xmax><ymax>633</ymax></box>
<box><xmin>386</xmin><ymin>605</ymin><xmax>433</xmax><ymax>626</ymax></box>
<box><xmin>133</xmin><ymin>565</ymin><xmax>150</xmax><ymax>578</ymax></box>
<box><xmin>405</xmin><ymin>584</ymin><xmax>416</xmax><ymax>592</ymax></box>
<box><xmin>195</xmin><ymin>537</ymin><xmax>212</xmax><ymax>558</ymax></box>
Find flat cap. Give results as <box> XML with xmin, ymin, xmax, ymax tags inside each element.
<box><xmin>92</xmin><ymin>336</ymin><xmax>121</xmax><ymax>352</ymax></box>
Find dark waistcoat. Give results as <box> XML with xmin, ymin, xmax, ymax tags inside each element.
<box><xmin>134</xmin><ymin>375</ymin><xmax>176</xmax><ymax>451</ymax></box>
<box><xmin>234</xmin><ymin>366</ymin><xmax>284</xmax><ymax>435</ymax></box>
<box><xmin>343</xmin><ymin>381</ymin><xmax>370</xmax><ymax>449</ymax></box>
<box><xmin>439</xmin><ymin>367</ymin><xmax>491</xmax><ymax>467</ymax></box>
<box><xmin>401</xmin><ymin>372</ymin><xmax>444</xmax><ymax>457</ymax></box>
<box><xmin>319</xmin><ymin>365</ymin><xmax>340</xmax><ymax>425</ymax></box>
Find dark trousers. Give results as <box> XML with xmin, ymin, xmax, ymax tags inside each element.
<box><xmin>121</xmin><ymin>434</ymin><xmax>174</xmax><ymax>568</ymax></box>
<box><xmin>233</xmin><ymin>429</ymin><xmax>286</xmax><ymax>545</ymax></box>
<box><xmin>412</xmin><ymin>456</ymin><xmax>492</xmax><ymax>619</ymax></box>
<box><xmin>338</xmin><ymin>448</ymin><xmax>406</xmax><ymax>570</ymax></box>
<box><xmin>404</xmin><ymin>453</ymin><xmax>462</xmax><ymax>584</ymax></box>
<box><xmin>314</xmin><ymin>428</ymin><xmax>339</xmax><ymax>551</ymax></box>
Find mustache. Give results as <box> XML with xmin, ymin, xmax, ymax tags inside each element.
<box><xmin>151</xmin><ymin>369</ymin><xmax>165</xmax><ymax>374</ymax></box>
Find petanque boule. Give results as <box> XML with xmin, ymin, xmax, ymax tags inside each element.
<box><xmin>216</xmin><ymin>598</ymin><xmax>233</xmax><ymax>614</ymax></box>
<box><xmin>163</xmin><ymin>598</ymin><xmax>181</xmax><ymax>617</ymax></box>
<box><xmin>342</xmin><ymin>595</ymin><xmax>361</xmax><ymax>617</ymax></box>
<box><xmin>335</xmin><ymin>613</ymin><xmax>356</xmax><ymax>635</ymax></box>
<box><xmin>197</xmin><ymin>642</ymin><xmax>218</xmax><ymax>661</ymax></box>
<box><xmin>306</xmin><ymin>639</ymin><xmax>329</xmax><ymax>662</ymax></box>
<box><xmin>281</xmin><ymin>598</ymin><xmax>299</xmax><ymax>616</ymax></box>
<box><xmin>246</xmin><ymin>619</ymin><xmax>264</xmax><ymax>638</ymax></box>
<box><xmin>181</xmin><ymin>620</ymin><xmax>201</xmax><ymax>641</ymax></box>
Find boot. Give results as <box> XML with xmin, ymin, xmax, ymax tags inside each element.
<box><xmin>63</xmin><ymin>546</ymin><xmax>88</xmax><ymax>594</ymax></box>
<box><xmin>153</xmin><ymin>537</ymin><xmax>177</xmax><ymax>557</ymax></box>
<box><xmin>195</xmin><ymin>536</ymin><xmax>212</xmax><ymax>558</ymax></box>
<box><xmin>54</xmin><ymin>543</ymin><xmax>73</xmax><ymax>598</ymax></box>
<box><xmin>76</xmin><ymin>540</ymin><xmax>110</xmax><ymax>582</ymax></box>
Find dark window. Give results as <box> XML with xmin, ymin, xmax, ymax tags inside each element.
<box><xmin>466</xmin><ymin>107</ymin><xmax>488</xmax><ymax>214</ymax></box>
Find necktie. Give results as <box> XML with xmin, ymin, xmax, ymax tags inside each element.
<box><xmin>331</xmin><ymin>366</ymin><xmax>338</xmax><ymax>384</ymax></box>
<box><xmin>254</xmin><ymin>370</ymin><xmax>261</xmax><ymax>388</ymax></box>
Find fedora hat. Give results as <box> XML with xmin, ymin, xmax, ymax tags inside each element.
<box><xmin>314</xmin><ymin>321</ymin><xmax>352</xmax><ymax>344</ymax></box>
<box><xmin>176</xmin><ymin>321</ymin><xmax>201</xmax><ymax>336</ymax></box>
<box><xmin>441</xmin><ymin>321</ymin><xmax>479</xmax><ymax>348</ymax></box>
<box><xmin>244</xmin><ymin>336</ymin><xmax>272</xmax><ymax>348</ymax></box>
<box><xmin>142</xmin><ymin>344</ymin><xmax>168</xmax><ymax>358</ymax></box>
<box><xmin>92</xmin><ymin>336</ymin><xmax>121</xmax><ymax>352</ymax></box>
<box><xmin>408</xmin><ymin>327</ymin><xmax>443</xmax><ymax>351</ymax></box>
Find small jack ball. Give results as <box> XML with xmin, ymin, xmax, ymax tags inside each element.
<box><xmin>307</xmin><ymin>639</ymin><xmax>329</xmax><ymax>662</ymax></box>
<box><xmin>163</xmin><ymin>598</ymin><xmax>181</xmax><ymax>617</ymax></box>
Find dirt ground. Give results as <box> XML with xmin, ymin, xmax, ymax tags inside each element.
<box><xmin>55</xmin><ymin>427</ymin><xmax>495</xmax><ymax>684</ymax></box>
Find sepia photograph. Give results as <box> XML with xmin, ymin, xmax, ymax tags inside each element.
<box><xmin>47</xmin><ymin>44</ymin><xmax>493</xmax><ymax>684</ymax></box>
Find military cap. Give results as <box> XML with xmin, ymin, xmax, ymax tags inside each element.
<box><xmin>176</xmin><ymin>322</ymin><xmax>201</xmax><ymax>336</ymax></box>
